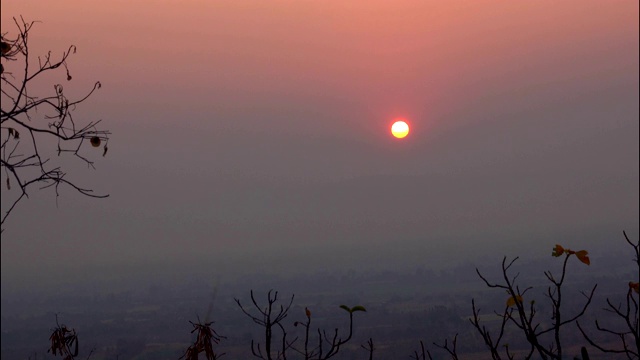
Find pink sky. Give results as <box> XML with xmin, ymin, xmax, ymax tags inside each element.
<box><xmin>3</xmin><ymin>1</ymin><xmax>636</xmax><ymax>136</ymax></box>
<box><xmin>1</xmin><ymin>1</ymin><xmax>638</xmax><ymax>286</ymax></box>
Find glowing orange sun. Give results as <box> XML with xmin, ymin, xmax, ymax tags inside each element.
<box><xmin>391</xmin><ymin>120</ymin><xmax>410</xmax><ymax>139</ymax></box>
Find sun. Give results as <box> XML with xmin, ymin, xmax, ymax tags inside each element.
<box><xmin>391</xmin><ymin>120</ymin><xmax>410</xmax><ymax>139</ymax></box>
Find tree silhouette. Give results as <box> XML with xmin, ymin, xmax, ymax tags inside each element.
<box><xmin>290</xmin><ymin>304</ymin><xmax>367</xmax><ymax>360</ymax></box>
<box><xmin>235</xmin><ymin>290</ymin><xmax>295</xmax><ymax>360</ymax></box>
<box><xmin>578</xmin><ymin>231</ymin><xmax>639</xmax><ymax>359</ymax></box>
<box><xmin>468</xmin><ymin>247</ymin><xmax>596</xmax><ymax>360</ymax></box>
<box><xmin>235</xmin><ymin>290</ymin><xmax>367</xmax><ymax>360</ymax></box>
<box><xmin>422</xmin><ymin>244</ymin><xmax>597</xmax><ymax>359</ymax></box>
<box><xmin>1</xmin><ymin>16</ymin><xmax>110</xmax><ymax>231</ymax></box>
<box><xmin>180</xmin><ymin>319</ymin><xmax>226</xmax><ymax>360</ymax></box>
<box><xmin>48</xmin><ymin>315</ymin><xmax>79</xmax><ymax>360</ymax></box>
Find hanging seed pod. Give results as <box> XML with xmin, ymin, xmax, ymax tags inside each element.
<box><xmin>90</xmin><ymin>136</ymin><xmax>101</xmax><ymax>147</ymax></box>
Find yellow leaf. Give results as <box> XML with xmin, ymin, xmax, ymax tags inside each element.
<box><xmin>506</xmin><ymin>295</ymin><xmax>523</xmax><ymax>307</ymax></box>
<box><xmin>552</xmin><ymin>244</ymin><xmax>565</xmax><ymax>257</ymax></box>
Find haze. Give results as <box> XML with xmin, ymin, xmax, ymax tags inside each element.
<box><xmin>1</xmin><ymin>0</ymin><xmax>638</xmax><ymax>292</ymax></box>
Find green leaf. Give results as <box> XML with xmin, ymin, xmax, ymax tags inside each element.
<box><xmin>339</xmin><ymin>305</ymin><xmax>350</xmax><ymax>313</ymax></box>
<box><xmin>350</xmin><ymin>305</ymin><xmax>366</xmax><ymax>313</ymax></box>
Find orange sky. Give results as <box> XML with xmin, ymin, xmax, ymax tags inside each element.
<box><xmin>3</xmin><ymin>0</ymin><xmax>637</xmax><ymax>139</ymax></box>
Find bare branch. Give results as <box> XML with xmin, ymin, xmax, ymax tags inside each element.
<box><xmin>1</xmin><ymin>17</ymin><xmax>110</xmax><ymax>231</ymax></box>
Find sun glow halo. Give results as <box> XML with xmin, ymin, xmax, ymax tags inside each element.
<box><xmin>391</xmin><ymin>120</ymin><xmax>410</xmax><ymax>139</ymax></box>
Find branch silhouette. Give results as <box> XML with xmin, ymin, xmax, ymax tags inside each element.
<box><xmin>1</xmin><ymin>16</ymin><xmax>110</xmax><ymax>231</ymax></box>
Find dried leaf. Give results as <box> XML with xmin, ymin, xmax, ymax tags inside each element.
<box><xmin>629</xmin><ymin>282</ymin><xmax>639</xmax><ymax>294</ymax></box>
<box><xmin>552</xmin><ymin>244</ymin><xmax>565</xmax><ymax>257</ymax></box>
<box><xmin>575</xmin><ymin>250</ymin><xmax>590</xmax><ymax>265</ymax></box>
<box><xmin>103</xmin><ymin>145</ymin><xmax>108</xmax><ymax>157</ymax></box>
<box><xmin>305</xmin><ymin>307</ymin><xmax>311</xmax><ymax>318</ymax></box>
<box><xmin>6</xmin><ymin>178</ymin><xmax>10</xmax><ymax>190</ymax></box>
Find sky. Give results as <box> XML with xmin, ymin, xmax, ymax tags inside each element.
<box><xmin>1</xmin><ymin>1</ymin><xmax>638</xmax><ymax>291</ymax></box>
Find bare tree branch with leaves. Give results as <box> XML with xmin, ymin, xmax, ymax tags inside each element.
<box><xmin>471</xmin><ymin>246</ymin><xmax>596</xmax><ymax>360</ymax></box>
<box><xmin>48</xmin><ymin>315</ymin><xmax>79</xmax><ymax>360</ymax></box>
<box><xmin>1</xmin><ymin>16</ymin><xmax>110</xmax><ymax>231</ymax></box>
<box><xmin>290</xmin><ymin>304</ymin><xmax>366</xmax><ymax>360</ymax></box>
<box><xmin>180</xmin><ymin>319</ymin><xmax>226</xmax><ymax>360</ymax></box>
<box><xmin>578</xmin><ymin>231</ymin><xmax>639</xmax><ymax>359</ymax></box>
